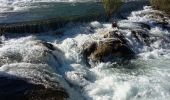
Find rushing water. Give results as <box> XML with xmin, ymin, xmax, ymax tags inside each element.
<box><xmin>0</xmin><ymin>0</ymin><xmax>147</xmax><ymax>24</ymax></box>
<box><xmin>0</xmin><ymin>2</ymin><xmax>104</xmax><ymax>23</ymax></box>
<box><xmin>0</xmin><ymin>0</ymin><xmax>99</xmax><ymax>13</ymax></box>
<box><xmin>0</xmin><ymin>1</ymin><xmax>170</xmax><ymax>100</ymax></box>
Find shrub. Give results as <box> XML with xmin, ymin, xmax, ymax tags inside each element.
<box><xmin>150</xmin><ymin>0</ymin><xmax>170</xmax><ymax>15</ymax></box>
<box><xmin>101</xmin><ymin>0</ymin><xmax>123</xmax><ymax>21</ymax></box>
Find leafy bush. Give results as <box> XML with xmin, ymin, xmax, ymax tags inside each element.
<box><xmin>150</xmin><ymin>0</ymin><xmax>170</xmax><ymax>15</ymax></box>
<box><xmin>101</xmin><ymin>0</ymin><xmax>123</xmax><ymax>21</ymax></box>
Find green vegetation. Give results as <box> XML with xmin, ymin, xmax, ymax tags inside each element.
<box><xmin>150</xmin><ymin>0</ymin><xmax>170</xmax><ymax>15</ymax></box>
<box><xmin>101</xmin><ymin>0</ymin><xmax>123</xmax><ymax>21</ymax></box>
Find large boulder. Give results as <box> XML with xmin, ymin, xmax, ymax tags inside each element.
<box><xmin>0</xmin><ymin>36</ymin><xmax>74</xmax><ymax>100</ymax></box>
<box><xmin>89</xmin><ymin>21</ymin><xmax>103</xmax><ymax>29</ymax></box>
<box><xmin>89</xmin><ymin>39</ymin><xmax>134</xmax><ymax>62</ymax></box>
<box><xmin>0</xmin><ymin>39</ymin><xmax>58</xmax><ymax>67</ymax></box>
<box><xmin>0</xmin><ymin>76</ymin><xmax>69</xmax><ymax>100</ymax></box>
<box><xmin>82</xmin><ymin>38</ymin><xmax>135</xmax><ymax>65</ymax></box>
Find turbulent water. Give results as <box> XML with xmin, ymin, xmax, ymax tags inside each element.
<box><xmin>0</xmin><ymin>0</ymin><xmax>141</xmax><ymax>13</ymax></box>
<box><xmin>0</xmin><ymin>0</ymin><xmax>98</xmax><ymax>12</ymax></box>
<box><xmin>0</xmin><ymin>2</ymin><xmax>170</xmax><ymax>100</ymax></box>
<box><xmin>0</xmin><ymin>0</ymin><xmax>147</xmax><ymax>24</ymax></box>
<box><xmin>0</xmin><ymin>0</ymin><xmax>105</xmax><ymax>23</ymax></box>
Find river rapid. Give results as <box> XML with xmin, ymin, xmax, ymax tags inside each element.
<box><xmin>0</xmin><ymin>1</ymin><xmax>170</xmax><ymax>100</ymax></box>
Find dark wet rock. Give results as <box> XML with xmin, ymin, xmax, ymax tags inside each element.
<box><xmin>112</xmin><ymin>21</ymin><xmax>118</xmax><ymax>28</ymax></box>
<box><xmin>139</xmin><ymin>22</ymin><xmax>151</xmax><ymax>30</ymax></box>
<box><xmin>82</xmin><ymin>42</ymin><xmax>98</xmax><ymax>57</ymax></box>
<box><xmin>89</xmin><ymin>39</ymin><xmax>134</xmax><ymax>62</ymax></box>
<box><xmin>25</xmin><ymin>86</ymin><xmax>68</xmax><ymax>100</ymax></box>
<box><xmin>0</xmin><ymin>76</ymin><xmax>69</xmax><ymax>100</ymax></box>
<box><xmin>0</xmin><ymin>39</ymin><xmax>60</xmax><ymax>66</ymax></box>
<box><xmin>0</xmin><ymin>28</ymin><xmax>4</xmax><ymax>36</ymax></box>
<box><xmin>104</xmin><ymin>31</ymin><xmax>128</xmax><ymax>44</ymax></box>
<box><xmin>0</xmin><ymin>39</ymin><xmax>2</xmax><ymax>45</ymax></box>
<box><xmin>82</xmin><ymin>38</ymin><xmax>135</xmax><ymax>65</ymax></box>
<box><xmin>131</xmin><ymin>29</ymin><xmax>151</xmax><ymax>45</ymax></box>
<box><xmin>36</xmin><ymin>40</ymin><xmax>56</xmax><ymax>51</ymax></box>
<box><xmin>81</xmin><ymin>29</ymin><xmax>137</xmax><ymax>65</ymax></box>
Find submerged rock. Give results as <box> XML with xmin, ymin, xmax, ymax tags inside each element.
<box><xmin>32</xmin><ymin>40</ymin><xmax>56</xmax><ymax>51</ymax></box>
<box><xmin>0</xmin><ymin>38</ymin><xmax>58</xmax><ymax>66</ymax></box>
<box><xmin>89</xmin><ymin>21</ymin><xmax>103</xmax><ymax>29</ymax></box>
<box><xmin>139</xmin><ymin>22</ymin><xmax>151</xmax><ymax>30</ymax></box>
<box><xmin>0</xmin><ymin>37</ymin><xmax>75</xmax><ymax>100</ymax></box>
<box><xmin>131</xmin><ymin>29</ymin><xmax>151</xmax><ymax>45</ymax></box>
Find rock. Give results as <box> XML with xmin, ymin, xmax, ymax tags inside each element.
<box><xmin>90</xmin><ymin>39</ymin><xmax>134</xmax><ymax>62</ymax></box>
<box><xmin>0</xmin><ymin>28</ymin><xmax>4</xmax><ymax>36</ymax></box>
<box><xmin>0</xmin><ymin>40</ymin><xmax>2</xmax><ymax>45</ymax></box>
<box><xmin>25</xmin><ymin>86</ymin><xmax>68</xmax><ymax>100</ymax></box>
<box><xmin>81</xmin><ymin>29</ymin><xmax>136</xmax><ymax>65</ymax></box>
<box><xmin>104</xmin><ymin>31</ymin><xmax>128</xmax><ymax>44</ymax></box>
<box><xmin>0</xmin><ymin>39</ymin><xmax>59</xmax><ymax>67</ymax></box>
<box><xmin>112</xmin><ymin>21</ymin><xmax>118</xmax><ymax>28</ymax></box>
<box><xmin>32</xmin><ymin>40</ymin><xmax>56</xmax><ymax>51</ymax></box>
<box><xmin>131</xmin><ymin>29</ymin><xmax>151</xmax><ymax>45</ymax></box>
<box><xmin>138</xmin><ymin>11</ymin><xmax>169</xmax><ymax>27</ymax></box>
<box><xmin>82</xmin><ymin>42</ymin><xmax>98</xmax><ymax>66</ymax></box>
<box><xmin>82</xmin><ymin>38</ymin><xmax>135</xmax><ymax>64</ymax></box>
<box><xmin>0</xmin><ymin>76</ymin><xmax>69</xmax><ymax>100</ymax></box>
<box><xmin>41</xmin><ymin>41</ymin><xmax>56</xmax><ymax>51</ymax></box>
<box><xmin>82</xmin><ymin>42</ymin><xmax>97</xmax><ymax>57</ymax></box>
<box><xmin>139</xmin><ymin>22</ymin><xmax>151</xmax><ymax>30</ymax></box>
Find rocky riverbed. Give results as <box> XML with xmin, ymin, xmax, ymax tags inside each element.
<box><xmin>0</xmin><ymin>6</ymin><xmax>170</xmax><ymax>100</ymax></box>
